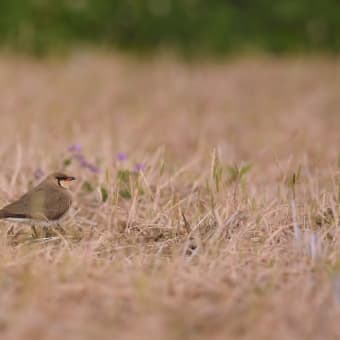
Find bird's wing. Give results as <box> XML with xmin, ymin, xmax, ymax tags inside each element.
<box><xmin>0</xmin><ymin>187</ymin><xmax>48</xmax><ymax>220</ymax></box>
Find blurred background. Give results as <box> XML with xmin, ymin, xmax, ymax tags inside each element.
<box><xmin>0</xmin><ymin>0</ymin><xmax>339</xmax><ymax>56</ymax></box>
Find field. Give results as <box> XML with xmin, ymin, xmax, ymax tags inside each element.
<box><xmin>0</xmin><ymin>53</ymin><xmax>339</xmax><ymax>339</ymax></box>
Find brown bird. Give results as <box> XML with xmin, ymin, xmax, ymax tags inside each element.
<box><xmin>0</xmin><ymin>172</ymin><xmax>76</xmax><ymax>237</ymax></box>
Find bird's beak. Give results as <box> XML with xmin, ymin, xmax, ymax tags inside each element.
<box><xmin>66</xmin><ymin>176</ymin><xmax>76</xmax><ymax>181</ymax></box>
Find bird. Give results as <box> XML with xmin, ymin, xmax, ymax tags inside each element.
<box><xmin>0</xmin><ymin>172</ymin><xmax>76</xmax><ymax>238</ymax></box>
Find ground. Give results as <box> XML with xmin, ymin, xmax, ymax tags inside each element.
<box><xmin>0</xmin><ymin>53</ymin><xmax>339</xmax><ymax>339</ymax></box>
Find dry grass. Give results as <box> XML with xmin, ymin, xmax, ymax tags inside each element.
<box><xmin>0</xmin><ymin>53</ymin><xmax>339</xmax><ymax>339</ymax></box>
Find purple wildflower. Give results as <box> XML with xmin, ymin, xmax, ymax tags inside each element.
<box><xmin>68</xmin><ymin>144</ymin><xmax>82</xmax><ymax>153</ymax></box>
<box><xmin>34</xmin><ymin>168</ymin><xmax>45</xmax><ymax>181</ymax></box>
<box><xmin>87</xmin><ymin>164</ymin><xmax>100</xmax><ymax>174</ymax></box>
<box><xmin>116</xmin><ymin>152</ymin><xmax>128</xmax><ymax>162</ymax></box>
<box><xmin>73</xmin><ymin>153</ymin><xmax>85</xmax><ymax>162</ymax></box>
<box><xmin>79</xmin><ymin>158</ymin><xmax>90</xmax><ymax>168</ymax></box>
<box><xmin>133</xmin><ymin>163</ymin><xmax>145</xmax><ymax>173</ymax></box>
<box><xmin>67</xmin><ymin>143</ymin><xmax>100</xmax><ymax>174</ymax></box>
<box><xmin>78</xmin><ymin>157</ymin><xmax>100</xmax><ymax>174</ymax></box>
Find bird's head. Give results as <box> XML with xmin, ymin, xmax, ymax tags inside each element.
<box><xmin>48</xmin><ymin>172</ymin><xmax>76</xmax><ymax>188</ymax></box>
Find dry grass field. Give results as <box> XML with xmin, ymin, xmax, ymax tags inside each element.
<box><xmin>0</xmin><ymin>53</ymin><xmax>339</xmax><ymax>339</ymax></box>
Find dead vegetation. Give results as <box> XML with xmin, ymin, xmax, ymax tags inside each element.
<box><xmin>0</xmin><ymin>53</ymin><xmax>339</xmax><ymax>339</ymax></box>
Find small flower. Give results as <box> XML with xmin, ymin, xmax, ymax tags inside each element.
<box><xmin>133</xmin><ymin>163</ymin><xmax>145</xmax><ymax>173</ymax></box>
<box><xmin>72</xmin><ymin>153</ymin><xmax>86</xmax><ymax>165</ymax></box>
<box><xmin>68</xmin><ymin>144</ymin><xmax>82</xmax><ymax>153</ymax></box>
<box><xmin>79</xmin><ymin>158</ymin><xmax>100</xmax><ymax>173</ymax></box>
<box><xmin>34</xmin><ymin>168</ymin><xmax>45</xmax><ymax>181</ymax></box>
<box><xmin>68</xmin><ymin>144</ymin><xmax>100</xmax><ymax>174</ymax></box>
<box><xmin>87</xmin><ymin>164</ymin><xmax>100</xmax><ymax>174</ymax></box>
<box><xmin>79</xmin><ymin>158</ymin><xmax>90</xmax><ymax>168</ymax></box>
<box><xmin>116</xmin><ymin>152</ymin><xmax>128</xmax><ymax>162</ymax></box>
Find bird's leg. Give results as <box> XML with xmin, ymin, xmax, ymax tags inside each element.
<box><xmin>31</xmin><ymin>225</ymin><xmax>39</xmax><ymax>239</ymax></box>
<box><xmin>43</xmin><ymin>226</ymin><xmax>51</xmax><ymax>238</ymax></box>
<box><xmin>56</xmin><ymin>223</ymin><xmax>66</xmax><ymax>235</ymax></box>
<box><xmin>13</xmin><ymin>228</ymin><xmax>23</xmax><ymax>239</ymax></box>
<box><xmin>7</xmin><ymin>225</ymin><xmax>14</xmax><ymax>236</ymax></box>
